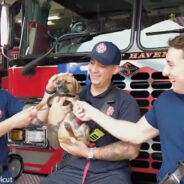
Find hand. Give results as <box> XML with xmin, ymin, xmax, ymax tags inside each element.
<box><xmin>45</xmin><ymin>74</ymin><xmax>59</xmax><ymax>92</ymax></box>
<box><xmin>46</xmin><ymin>73</ymin><xmax>72</xmax><ymax>92</ymax></box>
<box><xmin>10</xmin><ymin>107</ymin><xmax>37</xmax><ymax>129</ymax></box>
<box><xmin>48</xmin><ymin>96</ymin><xmax>72</xmax><ymax>126</ymax></box>
<box><xmin>60</xmin><ymin>138</ymin><xmax>89</xmax><ymax>158</ymax></box>
<box><xmin>73</xmin><ymin>101</ymin><xmax>95</xmax><ymax>121</ymax></box>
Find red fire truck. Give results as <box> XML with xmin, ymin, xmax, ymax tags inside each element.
<box><xmin>0</xmin><ymin>0</ymin><xmax>184</xmax><ymax>183</ymax></box>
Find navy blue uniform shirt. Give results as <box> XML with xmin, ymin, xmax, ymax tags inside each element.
<box><xmin>67</xmin><ymin>83</ymin><xmax>140</xmax><ymax>172</ymax></box>
<box><xmin>0</xmin><ymin>89</ymin><xmax>23</xmax><ymax>165</ymax></box>
<box><xmin>145</xmin><ymin>90</ymin><xmax>184</xmax><ymax>184</ymax></box>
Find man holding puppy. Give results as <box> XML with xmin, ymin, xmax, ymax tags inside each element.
<box><xmin>41</xmin><ymin>42</ymin><xmax>141</xmax><ymax>184</ymax></box>
<box><xmin>74</xmin><ymin>35</ymin><xmax>184</xmax><ymax>184</ymax></box>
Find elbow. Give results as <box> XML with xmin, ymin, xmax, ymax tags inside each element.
<box><xmin>130</xmin><ymin>148</ymin><xmax>140</xmax><ymax>160</ymax></box>
<box><xmin>129</xmin><ymin>144</ymin><xmax>140</xmax><ymax>160</ymax></box>
<box><xmin>131</xmin><ymin>138</ymin><xmax>143</xmax><ymax>145</ymax></box>
<box><xmin>126</xmin><ymin>130</ymin><xmax>146</xmax><ymax>145</ymax></box>
<box><xmin>119</xmin><ymin>134</ymin><xmax>143</xmax><ymax>145</ymax></box>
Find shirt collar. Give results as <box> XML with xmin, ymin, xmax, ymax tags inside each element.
<box><xmin>88</xmin><ymin>83</ymin><xmax>114</xmax><ymax>98</ymax></box>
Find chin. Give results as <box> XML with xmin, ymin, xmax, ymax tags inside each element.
<box><xmin>172</xmin><ymin>88</ymin><xmax>184</xmax><ymax>95</ymax></box>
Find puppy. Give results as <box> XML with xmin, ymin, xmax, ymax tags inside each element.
<box><xmin>36</xmin><ymin>74</ymin><xmax>90</xmax><ymax>149</ymax></box>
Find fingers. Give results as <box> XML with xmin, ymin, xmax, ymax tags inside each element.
<box><xmin>23</xmin><ymin>106</ymin><xmax>37</xmax><ymax>116</ymax></box>
<box><xmin>22</xmin><ymin>107</ymin><xmax>38</xmax><ymax>121</ymax></box>
<box><xmin>52</xmin><ymin>96</ymin><xmax>60</xmax><ymax>104</ymax></box>
<box><xmin>47</xmin><ymin>74</ymin><xmax>59</xmax><ymax>91</ymax></box>
<box><xmin>73</xmin><ymin>101</ymin><xmax>84</xmax><ymax>114</ymax></box>
<box><xmin>58</xmin><ymin>97</ymin><xmax>67</xmax><ymax>106</ymax></box>
<box><xmin>52</xmin><ymin>97</ymin><xmax>71</xmax><ymax>110</ymax></box>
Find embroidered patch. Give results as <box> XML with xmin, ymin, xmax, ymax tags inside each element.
<box><xmin>0</xmin><ymin>109</ymin><xmax>2</xmax><ymax>118</ymax></box>
<box><xmin>96</xmin><ymin>43</ymin><xmax>107</xmax><ymax>53</ymax></box>
<box><xmin>106</xmin><ymin>106</ymin><xmax>114</xmax><ymax>116</ymax></box>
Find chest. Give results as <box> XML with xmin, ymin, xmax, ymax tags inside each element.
<box><xmin>0</xmin><ymin>100</ymin><xmax>6</xmax><ymax>121</ymax></box>
<box><xmin>156</xmin><ymin>98</ymin><xmax>184</xmax><ymax>138</ymax></box>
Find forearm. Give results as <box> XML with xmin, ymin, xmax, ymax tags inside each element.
<box><xmin>0</xmin><ymin>119</ymin><xmax>15</xmax><ymax>137</ymax></box>
<box><xmin>91</xmin><ymin>109</ymin><xmax>159</xmax><ymax>144</ymax></box>
<box><xmin>90</xmin><ymin>108</ymin><xmax>140</xmax><ymax>143</ymax></box>
<box><xmin>93</xmin><ymin>141</ymin><xmax>140</xmax><ymax>161</ymax></box>
<box><xmin>34</xmin><ymin>92</ymin><xmax>52</xmax><ymax>124</ymax></box>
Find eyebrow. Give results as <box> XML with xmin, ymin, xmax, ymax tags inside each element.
<box><xmin>166</xmin><ymin>60</ymin><xmax>175</xmax><ymax>66</ymax></box>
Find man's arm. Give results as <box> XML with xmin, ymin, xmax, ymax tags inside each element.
<box><xmin>60</xmin><ymin>139</ymin><xmax>140</xmax><ymax>160</ymax></box>
<box><xmin>93</xmin><ymin>141</ymin><xmax>140</xmax><ymax>161</ymax></box>
<box><xmin>91</xmin><ymin>113</ymin><xmax>159</xmax><ymax>144</ymax></box>
<box><xmin>74</xmin><ymin>101</ymin><xmax>159</xmax><ymax>144</ymax></box>
<box><xmin>0</xmin><ymin>107</ymin><xmax>37</xmax><ymax>137</ymax></box>
<box><xmin>33</xmin><ymin>74</ymin><xmax>71</xmax><ymax>124</ymax></box>
<box><xmin>34</xmin><ymin>74</ymin><xmax>59</xmax><ymax>124</ymax></box>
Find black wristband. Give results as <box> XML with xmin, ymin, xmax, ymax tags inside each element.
<box><xmin>45</xmin><ymin>88</ymin><xmax>56</xmax><ymax>94</ymax></box>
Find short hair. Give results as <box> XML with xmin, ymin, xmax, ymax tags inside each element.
<box><xmin>168</xmin><ymin>34</ymin><xmax>184</xmax><ymax>49</ymax></box>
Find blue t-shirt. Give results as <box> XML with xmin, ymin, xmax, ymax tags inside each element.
<box><xmin>0</xmin><ymin>89</ymin><xmax>23</xmax><ymax>165</ymax></box>
<box><xmin>145</xmin><ymin>90</ymin><xmax>184</xmax><ymax>183</ymax></box>
<box><xmin>68</xmin><ymin>84</ymin><xmax>140</xmax><ymax>173</ymax></box>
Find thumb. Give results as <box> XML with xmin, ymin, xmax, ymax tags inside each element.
<box><xmin>70</xmin><ymin>137</ymin><xmax>76</xmax><ymax>144</ymax></box>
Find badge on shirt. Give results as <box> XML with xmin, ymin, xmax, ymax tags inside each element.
<box><xmin>0</xmin><ymin>109</ymin><xmax>2</xmax><ymax>119</ymax></box>
<box><xmin>89</xmin><ymin>128</ymin><xmax>105</xmax><ymax>142</ymax></box>
<box><xmin>106</xmin><ymin>106</ymin><xmax>114</xmax><ymax>116</ymax></box>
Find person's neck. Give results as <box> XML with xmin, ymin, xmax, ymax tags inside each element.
<box><xmin>90</xmin><ymin>83</ymin><xmax>111</xmax><ymax>96</ymax></box>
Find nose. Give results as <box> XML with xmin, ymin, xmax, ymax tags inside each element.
<box><xmin>89</xmin><ymin>63</ymin><xmax>98</xmax><ymax>73</ymax></box>
<box><xmin>162</xmin><ymin>64</ymin><xmax>170</xmax><ymax>77</ymax></box>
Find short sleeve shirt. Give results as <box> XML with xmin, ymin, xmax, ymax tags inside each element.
<box><xmin>0</xmin><ymin>89</ymin><xmax>23</xmax><ymax>165</ymax></box>
<box><xmin>69</xmin><ymin>84</ymin><xmax>141</xmax><ymax>172</ymax></box>
<box><xmin>145</xmin><ymin>90</ymin><xmax>184</xmax><ymax>183</ymax></box>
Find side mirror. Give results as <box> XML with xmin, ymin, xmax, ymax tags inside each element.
<box><xmin>0</xmin><ymin>0</ymin><xmax>13</xmax><ymax>49</ymax></box>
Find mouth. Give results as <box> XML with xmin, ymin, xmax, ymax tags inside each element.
<box><xmin>91</xmin><ymin>75</ymin><xmax>100</xmax><ymax>80</ymax></box>
<box><xmin>170</xmin><ymin>79</ymin><xmax>175</xmax><ymax>84</ymax></box>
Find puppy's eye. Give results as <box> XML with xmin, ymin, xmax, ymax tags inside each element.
<box><xmin>56</xmin><ymin>80</ymin><xmax>62</xmax><ymax>84</ymax></box>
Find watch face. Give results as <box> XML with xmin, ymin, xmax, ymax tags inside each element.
<box><xmin>88</xmin><ymin>147</ymin><xmax>95</xmax><ymax>159</ymax></box>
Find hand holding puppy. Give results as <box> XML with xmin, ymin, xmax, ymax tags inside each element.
<box><xmin>48</xmin><ymin>96</ymin><xmax>72</xmax><ymax>126</ymax></box>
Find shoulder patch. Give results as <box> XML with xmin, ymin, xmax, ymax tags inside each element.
<box><xmin>106</xmin><ymin>106</ymin><xmax>114</xmax><ymax>116</ymax></box>
<box><xmin>0</xmin><ymin>109</ymin><xmax>2</xmax><ymax>118</ymax></box>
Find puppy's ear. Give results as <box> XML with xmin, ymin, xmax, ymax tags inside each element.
<box><xmin>74</xmin><ymin>78</ymin><xmax>82</xmax><ymax>93</ymax></box>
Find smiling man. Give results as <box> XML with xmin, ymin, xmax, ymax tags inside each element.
<box><xmin>74</xmin><ymin>34</ymin><xmax>184</xmax><ymax>184</ymax></box>
<box><xmin>41</xmin><ymin>41</ymin><xmax>141</xmax><ymax>184</ymax></box>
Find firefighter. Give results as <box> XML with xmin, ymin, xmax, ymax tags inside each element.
<box><xmin>41</xmin><ymin>41</ymin><xmax>141</xmax><ymax>184</ymax></box>
<box><xmin>74</xmin><ymin>35</ymin><xmax>184</xmax><ymax>184</ymax></box>
<box><xmin>0</xmin><ymin>90</ymin><xmax>37</xmax><ymax>184</ymax></box>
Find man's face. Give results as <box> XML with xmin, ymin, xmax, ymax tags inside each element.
<box><xmin>162</xmin><ymin>47</ymin><xmax>184</xmax><ymax>94</ymax></box>
<box><xmin>88</xmin><ymin>59</ymin><xmax>119</xmax><ymax>89</ymax></box>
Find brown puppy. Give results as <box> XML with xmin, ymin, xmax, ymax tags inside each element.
<box><xmin>36</xmin><ymin>74</ymin><xmax>90</xmax><ymax>149</ymax></box>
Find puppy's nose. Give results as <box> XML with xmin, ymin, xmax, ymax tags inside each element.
<box><xmin>63</xmin><ymin>100</ymin><xmax>72</xmax><ymax>106</ymax></box>
<box><xmin>57</xmin><ymin>83</ymin><xmax>69</xmax><ymax>94</ymax></box>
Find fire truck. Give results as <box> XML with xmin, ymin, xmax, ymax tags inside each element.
<box><xmin>0</xmin><ymin>0</ymin><xmax>184</xmax><ymax>183</ymax></box>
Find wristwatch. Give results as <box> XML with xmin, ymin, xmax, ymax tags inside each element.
<box><xmin>87</xmin><ymin>147</ymin><xmax>95</xmax><ymax>159</ymax></box>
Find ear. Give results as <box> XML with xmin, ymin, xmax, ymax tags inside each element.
<box><xmin>74</xmin><ymin>78</ymin><xmax>82</xmax><ymax>93</ymax></box>
<box><xmin>112</xmin><ymin>65</ymin><xmax>121</xmax><ymax>75</ymax></box>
